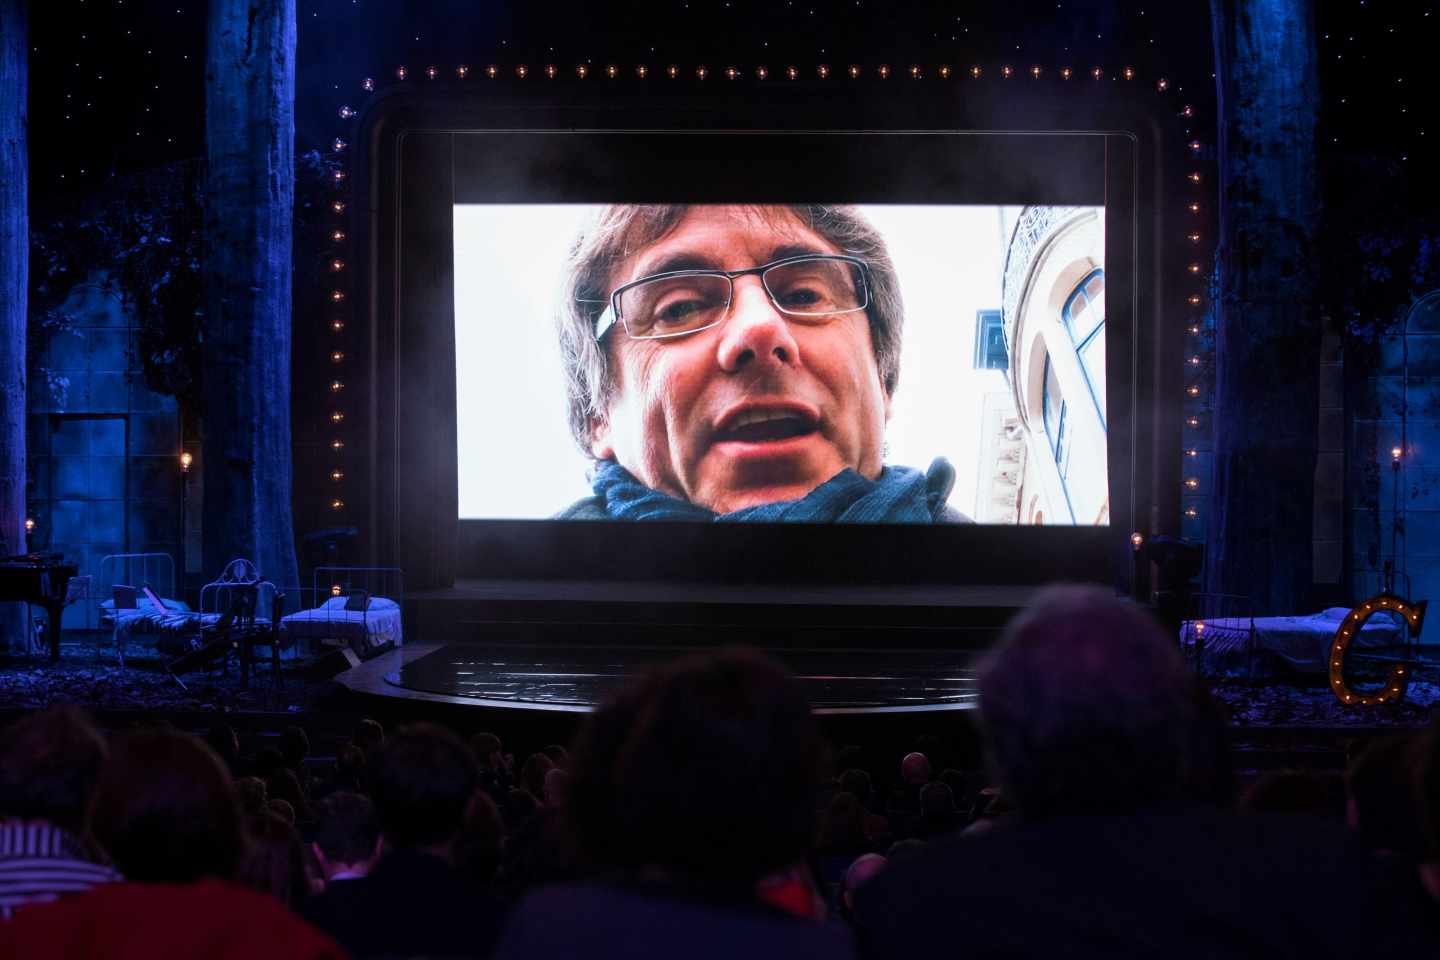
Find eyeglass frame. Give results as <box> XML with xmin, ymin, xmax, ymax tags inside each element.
<box><xmin>589</xmin><ymin>253</ymin><xmax>873</xmax><ymax>342</ymax></box>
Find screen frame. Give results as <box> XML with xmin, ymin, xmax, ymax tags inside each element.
<box><xmin>336</xmin><ymin>84</ymin><xmax>1180</xmax><ymax>589</ymax></box>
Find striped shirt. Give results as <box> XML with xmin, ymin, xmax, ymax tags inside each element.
<box><xmin>0</xmin><ymin>819</ymin><xmax>122</xmax><ymax>920</ymax></box>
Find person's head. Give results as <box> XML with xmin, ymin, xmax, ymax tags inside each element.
<box><xmin>371</xmin><ymin>723</ymin><xmax>480</xmax><ymax>853</ymax></box>
<box><xmin>839</xmin><ymin>768</ymin><xmax>872</xmax><ymax>805</ymax></box>
<box><xmin>88</xmin><ymin>729</ymin><xmax>244</xmax><ymax>883</ymax></box>
<box><xmin>239</xmin><ymin>812</ymin><xmax>309</xmax><ymax>909</ymax></box>
<box><xmin>0</xmin><ymin>706</ymin><xmax>107</xmax><ymax>835</ymax></box>
<box><xmin>818</xmin><ymin>791</ymin><xmax>870</xmax><ymax>852</ymax></box>
<box><xmin>543</xmin><ymin>767</ymin><xmax>572</xmax><ymax>807</ymax></box>
<box><xmin>978</xmin><ymin>585</ymin><xmax>1205</xmax><ymax>820</ymax></box>
<box><xmin>900</xmin><ymin>752</ymin><xmax>932</xmax><ymax>786</ymax></box>
<box><xmin>311</xmin><ymin>791</ymin><xmax>381</xmax><ymax>882</ymax></box>
<box><xmin>253</xmin><ymin>745</ymin><xmax>285</xmax><ymax>778</ymax></box>
<box><xmin>470</xmin><ymin>733</ymin><xmax>503</xmax><ymax>768</ymax></box>
<box><xmin>519</xmin><ymin>753</ymin><xmax>554</xmax><ymax>800</ymax></box>
<box><xmin>1347</xmin><ymin>734</ymin><xmax>1426</xmax><ymax>857</ymax></box>
<box><xmin>203</xmin><ymin>723</ymin><xmax>240</xmax><ymax>773</ymax></box>
<box><xmin>561</xmin><ymin>204</ymin><xmax>905</xmax><ymax>514</ymax></box>
<box><xmin>452</xmin><ymin>790</ymin><xmax>505</xmax><ymax>886</ymax></box>
<box><xmin>840</xmin><ymin>852</ymin><xmax>887</xmax><ymax>914</ymax></box>
<box><xmin>353</xmin><ymin>718</ymin><xmax>384</xmax><ymax>755</ymax></box>
<box><xmin>1419</xmin><ymin>718</ymin><xmax>1440</xmax><ymax>869</ymax></box>
<box><xmin>332</xmin><ymin>743</ymin><xmax>366</xmax><ymax>790</ymax></box>
<box><xmin>265</xmin><ymin>767</ymin><xmax>310</xmax><ymax>823</ymax></box>
<box><xmin>280</xmin><ymin>725</ymin><xmax>310</xmax><ymax>769</ymax></box>
<box><xmin>235</xmin><ymin>776</ymin><xmax>268</xmax><ymax>816</ymax></box>
<box><xmin>920</xmin><ymin>781</ymin><xmax>957</xmax><ymax>817</ymax></box>
<box><xmin>570</xmin><ymin>647</ymin><xmax>824</xmax><ymax>895</ymax></box>
<box><xmin>543</xmin><ymin>744</ymin><xmax>571</xmax><ymax>769</ymax></box>
<box><xmin>265</xmin><ymin>798</ymin><xmax>296</xmax><ymax>825</ymax></box>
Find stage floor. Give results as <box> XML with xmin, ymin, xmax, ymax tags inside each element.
<box><xmin>348</xmin><ymin>643</ymin><xmax>981</xmax><ymax>714</ymax></box>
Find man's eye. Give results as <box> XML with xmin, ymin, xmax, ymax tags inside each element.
<box><xmin>778</xmin><ymin>286</ymin><xmax>824</xmax><ymax>306</ymax></box>
<box><xmin>655</xmin><ymin>299</ymin><xmax>708</xmax><ymax>324</ymax></box>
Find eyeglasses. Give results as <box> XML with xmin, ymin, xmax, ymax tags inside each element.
<box><xmin>591</xmin><ymin>253</ymin><xmax>871</xmax><ymax>341</ymax></box>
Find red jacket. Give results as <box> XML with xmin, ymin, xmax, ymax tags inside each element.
<box><xmin>0</xmin><ymin>879</ymin><xmax>346</xmax><ymax>960</ymax></box>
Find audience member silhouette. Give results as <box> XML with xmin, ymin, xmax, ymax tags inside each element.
<box><xmin>853</xmin><ymin>585</ymin><xmax>1437</xmax><ymax>958</ymax></box>
<box><xmin>497</xmin><ymin>647</ymin><xmax>857</xmax><ymax>959</ymax></box>
<box><xmin>239</xmin><ymin>810</ymin><xmax>310</xmax><ymax>909</ymax></box>
<box><xmin>0</xmin><ymin>706</ymin><xmax>121</xmax><ymax>918</ymax></box>
<box><xmin>1347</xmin><ymin>733</ymin><xmax>1427</xmax><ymax>857</ymax></box>
<box><xmin>310</xmin><ymin>791</ymin><xmax>381</xmax><ymax>886</ymax></box>
<box><xmin>0</xmin><ymin>728</ymin><xmax>342</xmax><ymax>959</ymax></box>
<box><xmin>301</xmin><ymin>722</ymin><xmax>507</xmax><ymax>958</ymax></box>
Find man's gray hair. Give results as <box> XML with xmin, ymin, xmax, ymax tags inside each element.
<box><xmin>556</xmin><ymin>204</ymin><xmax>905</xmax><ymax>456</ymax></box>
<box><xmin>978</xmin><ymin>585</ymin><xmax>1204</xmax><ymax>820</ymax></box>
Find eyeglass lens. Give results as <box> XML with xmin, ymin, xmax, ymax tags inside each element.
<box><xmin>619</xmin><ymin>258</ymin><xmax>866</xmax><ymax>339</ymax></box>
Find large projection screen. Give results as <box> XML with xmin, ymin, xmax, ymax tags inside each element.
<box><xmin>453</xmin><ymin>202</ymin><xmax>1109</xmax><ymax>526</ymax></box>
<box><xmin>369</xmin><ymin>110</ymin><xmax>1159</xmax><ymax>586</ymax></box>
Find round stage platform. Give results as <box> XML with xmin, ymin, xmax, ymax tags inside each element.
<box><xmin>340</xmin><ymin>643</ymin><xmax>981</xmax><ymax>714</ymax></box>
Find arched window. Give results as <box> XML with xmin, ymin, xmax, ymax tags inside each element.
<box><xmin>1041</xmin><ymin>353</ymin><xmax>1076</xmax><ymax>522</ymax></box>
<box><xmin>1062</xmin><ymin>269</ymin><xmax>1106</xmax><ymax>430</ymax></box>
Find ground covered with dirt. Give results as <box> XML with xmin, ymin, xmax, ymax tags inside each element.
<box><xmin>0</xmin><ymin>631</ymin><xmax>317</xmax><ymax>714</ymax></box>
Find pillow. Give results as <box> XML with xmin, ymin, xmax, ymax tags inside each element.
<box><xmin>320</xmin><ymin>594</ymin><xmax>399</xmax><ymax>612</ymax></box>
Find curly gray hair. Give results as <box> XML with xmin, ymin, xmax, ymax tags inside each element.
<box><xmin>556</xmin><ymin>204</ymin><xmax>905</xmax><ymax>457</ymax></box>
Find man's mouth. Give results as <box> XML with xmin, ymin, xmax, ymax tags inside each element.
<box><xmin>713</xmin><ymin>407</ymin><xmax>820</xmax><ymax>445</ymax></box>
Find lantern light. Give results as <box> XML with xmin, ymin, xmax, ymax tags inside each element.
<box><xmin>180</xmin><ymin>451</ymin><xmax>192</xmax><ymax>473</ymax></box>
<box><xmin>456</xmin><ymin>65</ymin><xmax>469</xmax><ymax>79</ymax></box>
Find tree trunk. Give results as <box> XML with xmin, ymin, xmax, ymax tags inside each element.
<box><xmin>202</xmin><ymin>0</ymin><xmax>300</xmax><ymax>595</ymax></box>
<box><xmin>1205</xmin><ymin>0</ymin><xmax>1322</xmax><ymax>614</ymax></box>
<box><xmin>0</xmin><ymin>0</ymin><xmax>28</xmax><ymax>648</ymax></box>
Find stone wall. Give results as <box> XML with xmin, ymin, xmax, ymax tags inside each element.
<box><xmin>26</xmin><ymin>277</ymin><xmax>183</xmax><ymax>628</ymax></box>
<box><xmin>1350</xmin><ymin>292</ymin><xmax>1440</xmax><ymax>606</ymax></box>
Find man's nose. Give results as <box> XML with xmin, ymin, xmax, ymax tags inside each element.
<box><xmin>715</xmin><ymin>277</ymin><xmax>801</xmax><ymax>373</ymax></box>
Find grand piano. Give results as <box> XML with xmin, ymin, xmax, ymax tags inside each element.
<box><xmin>0</xmin><ymin>553</ymin><xmax>79</xmax><ymax>660</ymax></box>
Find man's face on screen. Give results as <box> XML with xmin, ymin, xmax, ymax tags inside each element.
<box><xmin>590</xmin><ymin>205</ymin><xmax>890</xmax><ymax>514</ymax></box>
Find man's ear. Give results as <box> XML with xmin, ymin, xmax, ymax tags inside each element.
<box><xmin>589</xmin><ymin>415</ymin><xmax>615</xmax><ymax>461</ymax></box>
